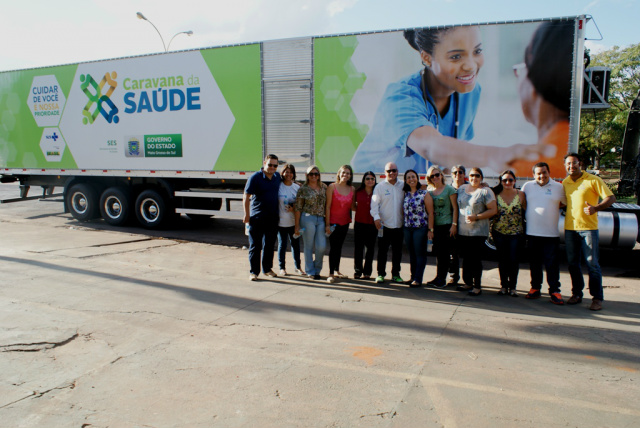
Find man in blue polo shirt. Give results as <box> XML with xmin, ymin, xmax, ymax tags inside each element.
<box><xmin>243</xmin><ymin>154</ymin><xmax>281</xmax><ymax>281</ymax></box>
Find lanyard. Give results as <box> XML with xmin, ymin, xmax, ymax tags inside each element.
<box><xmin>420</xmin><ymin>69</ymin><xmax>459</xmax><ymax>139</ymax></box>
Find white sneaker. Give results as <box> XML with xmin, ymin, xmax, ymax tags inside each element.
<box><xmin>249</xmin><ymin>274</ymin><xmax>258</xmax><ymax>281</ymax></box>
<box><xmin>264</xmin><ymin>270</ymin><xmax>278</xmax><ymax>277</ymax></box>
<box><xmin>295</xmin><ymin>268</ymin><xmax>305</xmax><ymax>276</ymax></box>
<box><xmin>279</xmin><ymin>269</ymin><xmax>287</xmax><ymax>276</ymax></box>
<box><xmin>327</xmin><ymin>276</ymin><xmax>335</xmax><ymax>283</ymax></box>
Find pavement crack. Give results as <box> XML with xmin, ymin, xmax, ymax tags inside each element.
<box><xmin>0</xmin><ymin>381</ymin><xmax>76</xmax><ymax>409</ymax></box>
<box><xmin>1</xmin><ymin>332</ymin><xmax>80</xmax><ymax>352</ymax></box>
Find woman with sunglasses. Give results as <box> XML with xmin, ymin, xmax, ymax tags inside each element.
<box><xmin>403</xmin><ymin>169</ymin><xmax>434</xmax><ymax>287</ymax></box>
<box><xmin>456</xmin><ymin>167</ymin><xmax>497</xmax><ymax>296</ymax></box>
<box><xmin>426</xmin><ymin>166</ymin><xmax>458</xmax><ymax>288</ymax></box>
<box><xmin>491</xmin><ymin>170</ymin><xmax>527</xmax><ymax>296</ymax></box>
<box><xmin>277</xmin><ymin>164</ymin><xmax>304</xmax><ymax>277</ymax></box>
<box><xmin>294</xmin><ymin>166</ymin><xmax>328</xmax><ymax>280</ymax></box>
<box><xmin>352</xmin><ymin>171</ymin><xmax>378</xmax><ymax>279</ymax></box>
<box><xmin>325</xmin><ymin>165</ymin><xmax>356</xmax><ymax>283</ymax></box>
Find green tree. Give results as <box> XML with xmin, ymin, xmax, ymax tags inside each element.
<box><xmin>579</xmin><ymin>43</ymin><xmax>640</xmax><ymax>169</ymax></box>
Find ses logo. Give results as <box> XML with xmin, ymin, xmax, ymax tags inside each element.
<box><xmin>80</xmin><ymin>71</ymin><xmax>201</xmax><ymax>125</ymax></box>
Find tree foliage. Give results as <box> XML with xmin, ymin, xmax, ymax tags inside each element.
<box><xmin>579</xmin><ymin>43</ymin><xmax>640</xmax><ymax>169</ymax></box>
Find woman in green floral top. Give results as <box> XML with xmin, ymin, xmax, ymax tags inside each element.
<box><xmin>492</xmin><ymin>170</ymin><xmax>527</xmax><ymax>296</ymax></box>
<box><xmin>294</xmin><ymin>165</ymin><xmax>328</xmax><ymax>279</ymax></box>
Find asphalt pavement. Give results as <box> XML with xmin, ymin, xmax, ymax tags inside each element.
<box><xmin>0</xmin><ymin>183</ymin><xmax>639</xmax><ymax>428</ymax></box>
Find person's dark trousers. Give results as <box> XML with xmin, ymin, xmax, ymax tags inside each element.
<box><xmin>494</xmin><ymin>231</ymin><xmax>522</xmax><ymax>290</ymax></box>
<box><xmin>404</xmin><ymin>226</ymin><xmax>428</xmax><ymax>283</ymax></box>
<box><xmin>328</xmin><ymin>223</ymin><xmax>350</xmax><ymax>274</ymax></box>
<box><xmin>377</xmin><ymin>226</ymin><xmax>404</xmax><ymax>278</ymax></box>
<box><xmin>277</xmin><ymin>226</ymin><xmax>302</xmax><ymax>271</ymax></box>
<box><xmin>354</xmin><ymin>222</ymin><xmax>377</xmax><ymax>277</ymax></box>
<box><xmin>458</xmin><ymin>235</ymin><xmax>486</xmax><ymax>288</ymax></box>
<box><xmin>564</xmin><ymin>229</ymin><xmax>603</xmax><ymax>300</ymax></box>
<box><xmin>248</xmin><ymin>217</ymin><xmax>278</xmax><ymax>275</ymax></box>
<box><xmin>448</xmin><ymin>236</ymin><xmax>461</xmax><ymax>282</ymax></box>
<box><xmin>527</xmin><ymin>235</ymin><xmax>561</xmax><ymax>294</ymax></box>
<box><xmin>434</xmin><ymin>224</ymin><xmax>453</xmax><ymax>281</ymax></box>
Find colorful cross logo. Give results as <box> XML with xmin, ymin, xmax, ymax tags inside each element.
<box><xmin>80</xmin><ymin>72</ymin><xmax>119</xmax><ymax>125</ymax></box>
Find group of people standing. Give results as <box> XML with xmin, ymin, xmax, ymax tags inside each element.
<box><xmin>244</xmin><ymin>152</ymin><xmax>614</xmax><ymax>312</ymax></box>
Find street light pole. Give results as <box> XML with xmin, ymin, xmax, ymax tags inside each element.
<box><xmin>167</xmin><ymin>31</ymin><xmax>193</xmax><ymax>52</ymax></box>
<box><xmin>136</xmin><ymin>12</ymin><xmax>167</xmax><ymax>52</ymax></box>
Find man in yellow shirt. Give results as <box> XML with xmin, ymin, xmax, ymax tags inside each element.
<box><xmin>562</xmin><ymin>153</ymin><xmax>615</xmax><ymax>311</ymax></box>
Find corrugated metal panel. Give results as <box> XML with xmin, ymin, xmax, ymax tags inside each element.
<box><xmin>262</xmin><ymin>38</ymin><xmax>313</xmax><ymax>167</ymax></box>
<box><xmin>262</xmin><ymin>38</ymin><xmax>312</xmax><ymax>80</ymax></box>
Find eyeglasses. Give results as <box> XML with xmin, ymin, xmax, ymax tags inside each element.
<box><xmin>365</xmin><ymin>177</ymin><xmax>375</xmax><ymax>181</ymax></box>
<box><xmin>308</xmin><ymin>172</ymin><xmax>320</xmax><ymax>177</ymax></box>
<box><xmin>267</xmin><ymin>163</ymin><xmax>278</xmax><ymax>168</ymax></box>
<box><xmin>513</xmin><ymin>62</ymin><xmax>527</xmax><ymax>78</ymax></box>
<box><xmin>452</xmin><ymin>171</ymin><xmax>464</xmax><ymax>175</ymax></box>
<box><xmin>469</xmin><ymin>173</ymin><xmax>481</xmax><ymax>178</ymax></box>
<box><xmin>386</xmin><ymin>169</ymin><xmax>397</xmax><ymax>173</ymax></box>
<box><xmin>429</xmin><ymin>172</ymin><xmax>441</xmax><ymax>179</ymax></box>
<box><xmin>501</xmin><ymin>178</ymin><xmax>514</xmax><ymax>183</ymax></box>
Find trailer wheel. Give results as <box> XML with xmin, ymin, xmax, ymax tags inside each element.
<box><xmin>100</xmin><ymin>187</ymin><xmax>132</xmax><ymax>226</ymax></box>
<box><xmin>135</xmin><ymin>189</ymin><xmax>168</xmax><ymax>229</ymax></box>
<box><xmin>66</xmin><ymin>183</ymin><xmax>99</xmax><ymax>221</ymax></box>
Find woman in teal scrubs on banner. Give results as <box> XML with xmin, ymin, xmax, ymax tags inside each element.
<box><xmin>351</xmin><ymin>26</ymin><xmax>544</xmax><ymax>174</ymax></box>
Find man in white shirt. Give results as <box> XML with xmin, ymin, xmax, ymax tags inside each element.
<box><xmin>371</xmin><ymin>162</ymin><xmax>405</xmax><ymax>283</ymax></box>
<box><xmin>521</xmin><ymin>162</ymin><xmax>566</xmax><ymax>304</ymax></box>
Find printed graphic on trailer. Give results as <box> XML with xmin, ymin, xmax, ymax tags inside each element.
<box><xmin>27</xmin><ymin>75</ymin><xmax>66</xmax><ymax>127</ymax></box>
<box><xmin>59</xmin><ymin>51</ymin><xmax>234</xmax><ymax>170</ymax></box>
<box><xmin>125</xmin><ymin>134</ymin><xmax>183</xmax><ymax>158</ymax></box>
<box><xmin>314</xmin><ymin>19</ymin><xmax>577</xmax><ymax>178</ymax></box>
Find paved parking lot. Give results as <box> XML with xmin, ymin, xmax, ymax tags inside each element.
<box><xmin>1</xmin><ymin>184</ymin><xmax>639</xmax><ymax>427</ymax></box>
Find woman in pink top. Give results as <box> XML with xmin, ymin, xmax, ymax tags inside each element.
<box><xmin>325</xmin><ymin>165</ymin><xmax>356</xmax><ymax>283</ymax></box>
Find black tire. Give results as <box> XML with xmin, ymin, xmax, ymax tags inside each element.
<box><xmin>100</xmin><ymin>187</ymin><xmax>132</xmax><ymax>226</ymax></box>
<box><xmin>135</xmin><ymin>189</ymin><xmax>169</xmax><ymax>229</ymax></box>
<box><xmin>66</xmin><ymin>183</ymin><xmax>99</xmax><ymax>221</ymax></box>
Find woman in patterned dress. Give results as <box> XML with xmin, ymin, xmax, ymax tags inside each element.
<box><xmin>402</xmin><ymin>169</ymin><xmax>434</xmax><ymax>287</ymax></box>
<box><xmin>492</xmin><ymin>170</ymin><xmax>527</xmax><ymax>296</ymax></box>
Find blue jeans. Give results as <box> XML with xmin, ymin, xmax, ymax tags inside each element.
<box><xmin>404</xmin><ymin>226</ymin><xmax>427</xmax><ymax>283</ymax></box>
<box><xmin>247</xmin><ymin>217</ymin><xmax>278</xmax><ymax>275</ymax></box>
<box><xmin>564</xmin><ymin>230</ymin><xmax>603</xmax><ymax>301</ymax></box>
<box><xmin>277</xmin><ymin>226</ymin><xmax>302</xmax><ymax>271</ymax></box>
<box><xmin>300</xmin><ymin>214</ymin><xmax>327</xmax><ymax>276</ymax></box>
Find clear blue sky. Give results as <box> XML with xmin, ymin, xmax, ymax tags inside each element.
<box><xmin>0</xmin><ymin>0</ymin><xmax>637</xmax><ymax>71</ymax></box>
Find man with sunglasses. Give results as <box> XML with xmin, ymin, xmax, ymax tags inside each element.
<box><xmin>243</xmin><ymin>154</ymin><xmax>282</xmax><ymax>281</ymax></box>
<box><xmin>371</xmin><ymin>162</ymin><xmax>405</xmax><ymax>284</ymax></box>
<box><xmin>521</xmin><ymin>162</ymin><xmax>566</xmax><ymax>304</ymax></box>
<box><xmin>448</xmin><ymin>165</ymin><xmax>466</xmax><ymax>285</ymax></box>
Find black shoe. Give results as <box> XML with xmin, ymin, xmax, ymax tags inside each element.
<box><xmin>427</xmin><ymin>278</ymin><xmax>447</xmax><ymax>288</ymax></box>
<box><xmin>497</xmin><ymin>288</ymin><xmax>507</xmax><ymax>295</ymax></box>
<box><xmin>313</xmin><ymin>275</ymin><xmax>322</xmax><ymax>280</ymax></box>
